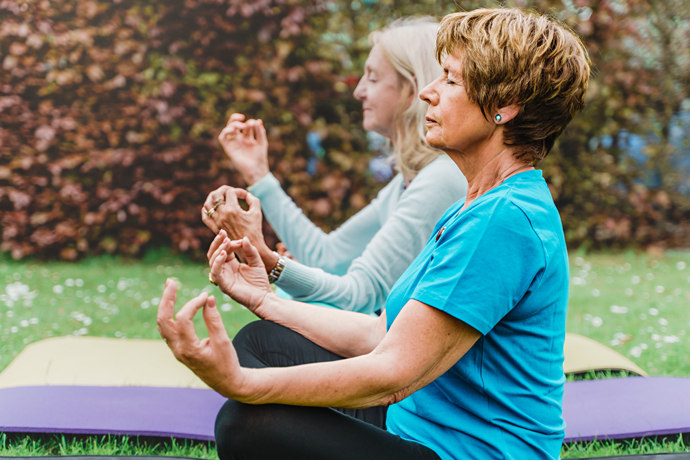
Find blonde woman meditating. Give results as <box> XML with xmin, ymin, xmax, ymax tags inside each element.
<box><xmin>201</xmin><ymin>18</ymin><xmax>467</xmax><ymax>315</ymax></box>
<box><xmin>161</xmin><ymin>8</ymin><xmax>591</xmax><ymax>460</ymax></box>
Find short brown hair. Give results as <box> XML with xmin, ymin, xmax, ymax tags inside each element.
<box><xmin>436</xmin><ymin>8</ymin><xmax>591</xmax><ymax>163</ymax></box>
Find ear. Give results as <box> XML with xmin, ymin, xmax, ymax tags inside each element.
<box><xmin>494</xmin><ymin>103</ymin><xmax>520</xmax><ymax>124</ymax></box>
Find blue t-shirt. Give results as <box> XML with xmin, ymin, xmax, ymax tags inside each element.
<box><xmin>385</xmin><ymin>170</ymin><xmax>569</xmax><ymax>460</ymax></box>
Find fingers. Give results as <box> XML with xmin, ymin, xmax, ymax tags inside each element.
<box><xmin>202</xmin><ymin>296</ymin><xmax>230</xmax><ymax>344</ymax></box>
<box><xmin>201</xmin><ymin>208</ymin><xmax>220</xmax><ymax>233</ymax></box>
<box><xmin>241</xmin><ymin>237</ymin><xmax>265</xmax><ymax>269</ymax></box>
<box><xmin>174</xmin><ymin>292</ymin><xmax>209</xmax><ymax>346</ymax></box>
<box><xmin>157</xmin><ymin>279</ymin><xmax>178</xmax><ymax>340</ymax></box>
<box><xmin>209</xmin><ymin>236</ymin><xmax>233</xmax><ymax>269</ymax></box>
<box><xmin>244</xmin><ymin>191</ymin><xmax>260</xmax><ymax>210</ymax></box>
<box><xmin>211</xmin><ymin>242</ymin><xmax>242</xmax><ymax>282</ymax></box>
<box><xmin>252</xmin><ymin>119</ymin><xmax>264</xmax><ymax>144</ymax></box>
<box><xmin>205</xmin><ymin>185</ymin><xmax>231</xmax><ymax>211</ymax></box>
<box><xmin>222</xmin><ymin>186</ymin><xmax>241</xmax><ymax>211</ymax></box>
<box><xmin>227</xmin><ymin>113</ymin><xmax>246</xmax><ymax>124</ymax></box>
<box><xmin>207</xmin><ymin>229</ymin><xmax>227</xmax><ymax>262</ymax></box>
<box><xmin>219</xmin><ymin>121</ymin><xmax>246</xmax><ymax>139</ymax></box>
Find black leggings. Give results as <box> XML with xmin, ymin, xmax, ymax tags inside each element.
<box><xmin>214</xmin><ymin>320</ymin><xmax>441</xmax><ymax>460</ymax></box>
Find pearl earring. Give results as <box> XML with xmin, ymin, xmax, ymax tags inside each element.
<box><xmin>494</xmin><ymin>114</ymin><xmax>502</xmax><ymax>123</ymax></box>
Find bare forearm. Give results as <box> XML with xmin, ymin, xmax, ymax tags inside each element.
<box><xmin>230</xmin><ymin>353</ymin><xmax>400</xmax><ymax>409</ymax></box>
<box><xmin>257</xmin><ymin>293</ymin><xmax>384</xmax><ymax>358</ymax></box>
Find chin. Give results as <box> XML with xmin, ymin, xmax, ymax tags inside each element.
<box><xmin>425</xmin><ymin>131</ymin><xmax>446</xmax><ymax>150</ymax></box>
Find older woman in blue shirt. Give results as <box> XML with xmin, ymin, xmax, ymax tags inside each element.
<box><xmin>158</xmin><ymin>8</ymin><xmax>591</xmax><ymax>460</ymax></box>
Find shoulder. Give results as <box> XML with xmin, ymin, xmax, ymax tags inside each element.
<box><xmin>410</xmin><ymin>154</ymin><xmax>467</xmax><ymax>189</ymax></box>
<box><xmin>371</xmin><ymin>173</ymin><xmax>404</xmax><ymax>203</ymax></box>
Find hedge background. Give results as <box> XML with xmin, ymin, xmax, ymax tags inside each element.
<box><xmin>1</xmin><ymin>0</ymin><xmax>689</xmax><ymax>260</ymax></box>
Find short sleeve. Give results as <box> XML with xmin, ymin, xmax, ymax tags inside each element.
<box><xmin>411</xmin><ymin>198</ymin><xmax>545</xmax><ymax>335</ymax></box>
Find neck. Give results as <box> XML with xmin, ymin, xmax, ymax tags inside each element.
<box><xmin>446</xmin><ymin>143</ymin><xmax>533</xmax><ymax>210</ymax></box>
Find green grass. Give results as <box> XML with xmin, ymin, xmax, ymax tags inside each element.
<box><xmin>561</xmin><ymin>435</ymin><xmax>689</xmax><ymax>458</ymax></box>
<box><xmin>0</xmin><ymin>432</ymin><xmax>217</xmax><ymax>458</ymax></box>
<box><xmin>566</xmin><ymin>250</ymin><xmax>690</xmax><ymax>377</ymax></box>
<box><xmin>0</xmin><ymin>253</ymin><xmax>256</xmax><ymax>373</ymax></box>
<box><xmin>1</xmin><ymin>249</ymin><xmax>690</xmax><ymax>458</ymax></box>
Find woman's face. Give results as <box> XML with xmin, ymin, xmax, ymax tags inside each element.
<box><xmin>353</xmin><ymin>44</ymin><xmax>404</xmax><ymax>140</ymax></box>
<box><xmin>419</xmin><ymin>53</ymin><xmax>494</xmax><ymax>153</ymax></box>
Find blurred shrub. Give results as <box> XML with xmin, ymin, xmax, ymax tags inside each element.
<box><xmin>0</xmin><ymin>0</ymin><xmax>383</xmax><ymax>260</ymax></box>
<box><xmin>0</xmin><ymin>0</ymin><xmax>689</xmax><ymax>260</ymax></box>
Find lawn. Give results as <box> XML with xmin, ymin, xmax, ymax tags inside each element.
<box><xmin>1</xmin><ymin>249</ymin><xmax>690</xmax><ymax>458</ymax></box>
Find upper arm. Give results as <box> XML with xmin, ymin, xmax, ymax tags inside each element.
<box><xmin>370</xmin><ymin>300</ymin><xmax>480</xmax><ymax>404</ymax></box>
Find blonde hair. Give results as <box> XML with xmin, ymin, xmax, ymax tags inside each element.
<box><xmin>436</xmin><ymin>8</ymin><xmax>591</xmax><ymax>163</ymax></box>
<box><xmin>370</xmin><ymin>17</ymin><xmax>443</xmax><ymax>178</ymax></box>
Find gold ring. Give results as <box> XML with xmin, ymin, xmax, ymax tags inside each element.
<box><xmin>213</xmin><ymin>197</ymin><xmax>224</xmax><ymax>206</ymax></box>
<box><xmin>212</xmin><ymin>201</ymin><xmax>224</xmax><ymax>212</ymax></box>
<box><xmin>205</xmin><ymin>207</ymin><xmax>215</xmax><ymax>217</ymax></box>
<box><xmin>226</xmin><ymin>133</ymin><xmax>236</xmax><ymax>141</ymax></box>
<box><xmin>208</xmin><ymin>272</ymin><xmax>217</xmax><ymax>285</ymax></box>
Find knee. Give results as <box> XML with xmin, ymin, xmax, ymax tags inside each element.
<box><xmin>215</xmin><ymin>399</ymin><xmax>256</xmax><ymax>460</ymax></box>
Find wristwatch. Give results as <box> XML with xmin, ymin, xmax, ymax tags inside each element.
<box><xmin>268</xmin><ymin>252</ymin><xmax>286</xmax><ymax>284</ymax></box>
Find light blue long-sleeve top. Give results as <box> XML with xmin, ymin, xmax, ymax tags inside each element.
<box><xmin>248</xmin><ymin>154</ymin><xmax>467</xmax><ymax>314</ymax></box>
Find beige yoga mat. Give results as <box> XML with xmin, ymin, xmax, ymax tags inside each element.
<box><xmin>0</xmin><ymin>336</ymin><xmax>209</xmax><ymax>389</ymax></box>
<box><xmin>0</xmin><ymin>333</ymin><xmax>645</xmax><ymax>390</ymax></box>
<box><xmin>564</xmin><ymin>332</ymin><xmax>647</xmax><ymax>376</ymax></box>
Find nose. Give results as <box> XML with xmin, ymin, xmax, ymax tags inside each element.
<box><xmin>353</xmin><ymin>74</ymin><xmax>366</xmax><ymax>101</ymax></box>
<box><xmin>419</xmin><ymin>75</ymin><xmax>441</xmax><ymax>106</ymax></box>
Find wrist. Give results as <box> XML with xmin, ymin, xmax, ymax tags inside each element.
<box><xmin>261</xmin><ymin>248</ymin><xmax>280</xmax><ymax>274</ymax></box>
<box><xmin>253</xmin><ymin>290</ymin><xmax>281</xmax><ymax>321</ymax></box>
<box><xmin>245</xmin><ymin>169</ymin><xmax>269</xmax><ymax>186</ymax></box>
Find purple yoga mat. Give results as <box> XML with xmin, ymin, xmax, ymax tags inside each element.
<box><xmin>2</xmin><ymin>377</ymin><xmax>689</xmax><ymax>443</ymax></box>
<box><xmin>563</xmin><ymin>377</ymin><xmax>690</xmax><ymax>442</ymax></box>
<box><xmin>0</xmin><ymin>386</ymin><xmax>226</xmax><ymax>440</ymax></box>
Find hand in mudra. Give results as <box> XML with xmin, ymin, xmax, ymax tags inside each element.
<box><xmin>218</xmin><ymin>113</ymin><xmax>270</xmax><ymax>186</ymax></box>
<box><xmin>208</xmin><ymin>232</ymin><xmax>273</xmax><ymax>317</ymax></box>
<box><xmin>156</xmin><ymin>280</ymin><xmax>244</xmax><ymax>397</ymax></box>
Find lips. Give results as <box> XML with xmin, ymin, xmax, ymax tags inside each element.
<box><xmin>425</xmin><ymin>116</ymin><xmax>438</xmax><ymax>124</ymax></box>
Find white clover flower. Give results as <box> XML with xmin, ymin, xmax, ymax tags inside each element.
<box><xmin>631</xmin><ymin>275</ymin><xmax>641</xmax><ymax>284</ymax></box>
<box><xmin>76</xmin><ymin>279</ymin><xmax>84</xmax><ymax>287</ymax></box>
<box><xmin>655</xmin><ymin>285</ymin><xmax>665</xmax><ymax>294</ymax></box>
<box><xmin>65</xmin><ymin>279</ymin><xmax>75</xmax><ymax>287</ymax></box>
<box><xmin>591</xmin><ymin>317</ymin><xmax>603</xmax><ymax>327</ymax></box>
<box><xmin>141</xmin><ymin>301</ymin><xmax>150</xmax><ymax>310</ymax></box>
<box><xmin>676</xmin><ymin>261</ymin><xmax>686</xmax><ymax>270</ymax></box>
<box><xmin>629</xmin><ymin>346</ymin><xmax>643</xmax><ymax>358</ymax></box>
<box><xmin>221</xmin><ymin>303</ymin><xmax>233</xmax><ymax>312</ymax></box>
<box><xmin>592</xmin><ymin>289</ymin><xmax>600</xmax><ymax>297</ymax></box>
<box><xmin>610</xmin><ymin>305</ymin><xmax>628</xmax><ymax>314</ymax></box>
<box><xmin>659</xmin><ymin>318</ymin><xmax>669</xmax><ymax>326</ymax></box>
<box><xmin>649</xmin><ymin>308</ymin><xmax>659</xmax><ymax>316</ymax></box>
<box><xmin>52</xmin><ymin>285</ymin><xmax>64</xmax><ymax>294</ymax></box>
<box><xmin>97</xmin><ymin>285</ymin><xmax>107</xmax><ymax>293</ymax></box>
